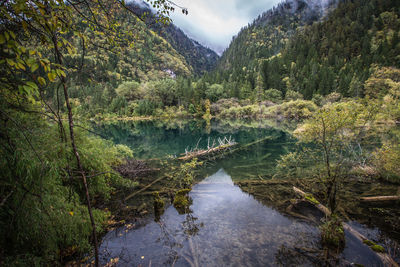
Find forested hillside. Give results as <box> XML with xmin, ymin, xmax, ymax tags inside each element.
<box><xmin>128</xmin><ymin>1</ymin><xmax>219</xmax><ymax>75</ymax></box>
<box><xmin>261</xmin><ymin>0</ymin><xmax>400</xmax><ymax>99</ymax></box>
<box><xmin>63</xmin><ymin>2</ymin><xmax>218</xmax><ymax>118</ymax></box>
<box><xmin>207</xmin><ymin>0</ymin><xmax>334</xmax><ymax>95</ymax></box>
<box><xmin>202</xmin><ymin>0</ymin><xmax>400</xmax><ymax>101</ymax></box>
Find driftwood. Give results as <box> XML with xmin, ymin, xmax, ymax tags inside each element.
<box><xmin>223</xmin><ymin>136</ymin><xmax>274</xmax><ymax>155</ymax></box>
<box><xmin>360</xmin><ymin>195</ymin><xmax>400</xmax><ymax>202</ymax></box>
<box><xmin>178</xmin><ymin>143</ymin><xmax>236</xmax><ymax>161</ymax></box>
<box><xmin>178</xmin><ymin>135</ymin><xmax>276</xmax><ymax>161</ymax></box>
<box><xmin>293</xmin><ymin>186</ymin><xmax>399</xmax><ymax>267</ymax></box>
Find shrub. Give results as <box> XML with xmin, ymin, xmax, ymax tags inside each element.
<box><xmin>188</xmin><ymin>103</ymin><xmax>197</xmax><ymax>114</ymax></box>
<box><xmin>373</xmin><ymin>143</ymin><xmax>400</xmax><ymax>183</ymax></box>
<box><xmin>219</xmin><ymin>104</ymin><xmax>262</xmax><ymax>118</ymax></box>
<box><xmin>285</xmin><ymin>90</ymin><xmax>304</xmax><ymax>101</ymax></box>
<box><xmin>115</xmin><ymin>81</ymin><xmax>142</xmax><ymax>101</ymax></box>
<box><xmin>273</xmin><ymin>100</ymin><xmax>318</xmax><ymax>121</ymax></box>
<box><xmin>320</xmin><ymin>215</ymin><xmax>345</xmax><ymax>249</ymax></box>
<box><xmin>210</xmin><ymin>98</ymin><xmax>240</xmax><ymax>115</ymax></box>
<box><xmin>205</xmin><ymin>83</ymin><xmax>226</xmax><ymax>102</ymax></box>
<box><xmin>312</xmin><ymin>94</ymin><xmax>324</xmax><ymax>106</ymax></box>
<box><xmin>321</xmin><ymin>92</ymin><xmax>342</xmax><ymax>105</ymax></box>
<box><xmin>0</xmin><ymin>119</ymin><xmax>134</xmax><ymax>264</ymax></box>
<box><xmin>264</xmin><ymin>88</ymin><xmax>283</xmax><ymax>103</ymax></box>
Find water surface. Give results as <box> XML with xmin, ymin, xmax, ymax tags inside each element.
<box><xmin>100</xmin><ymin>169</ymin><xmax>384</xmax><ymax>266</ymax></box>
<box><xmin>97</xmin><ymin>119</ymin><xmax>397</xmax><ymax>266</ymax></box>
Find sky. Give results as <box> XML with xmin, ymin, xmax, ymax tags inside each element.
<box><xmin>169</xmin><ymin>0</ymin><xmax>282</xmax><ymax>55</ymax></box>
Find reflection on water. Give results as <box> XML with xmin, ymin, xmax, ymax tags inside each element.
<box><xmin>93</xmin><ymin>119</ymin><xmax>293</xmax><ymax>161</ymax></box>
<box><xmin>100</xmin><ymin>169</ymin><xmax>383</xmax><ymax>266</ymax></box>
<box><xmin>94</xmin><ymin>119</ymin><xmax>295</xmax><ymax>179</ymax></box>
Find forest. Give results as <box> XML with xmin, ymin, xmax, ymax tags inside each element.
<box><xmin>0</xmin><ymin>0</ymin><xmax>399</xmax><ymax>266</ymax></box>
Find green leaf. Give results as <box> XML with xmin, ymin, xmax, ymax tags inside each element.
<box><xmin>17</xmin><ymin>62</ymin><xmax>26</xmax><ymax>70</ymax></box>
<box><xmin>31</xmin><ymin>63</ymin><xmax>39</xmax><ymax>72</ymax></box>
<box><xmin>6</xmin><ymin>58</ymin><xmax>15</xmax><ymax>66</ymax></box>
<box><xmin>0</xmin><ymin>34</ymin><xmax>5</xmax><ymax>44</ymax></box>
<box><xmin>26</xmin><ymin>81</ymin><xmax>38</xmax><ymax>90</ymax></box>
<box><xmin>8</xmin><ymin>31</ymin><xmax>16</xmax><ymax>39</ymax></box>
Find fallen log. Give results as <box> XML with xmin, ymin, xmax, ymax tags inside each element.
<box><xmin>178</xmin><ymin>143</ymin><xmax>236</xmax><ymax>161</ymax></box>
<box><xmin>224</xmin><ymin>136</ymin><xmax>274</xmax><ymax>155</ymax></box>
<box><xmin>124</xmin><ymin>175</ymin><xmax>167</xmax><ymax>201</ymax></box>
<box><xmin>342</xmin><ymin>224</ymin><xmax>399</xmax><ymax>267</ymax></box>
<box><xmin>292</xmin><ymin>186</ymin><xmax>399</xmax><ymax>267</ymax></box>
<box><xmin>360</xmin><ymin>195</ymin><xmax>400</xmax><ymax>202</ymax></box>
<box><xmin>293</xmin><ymin>186</ymin><xmax>331</xmax><ymax>217</ymax></box>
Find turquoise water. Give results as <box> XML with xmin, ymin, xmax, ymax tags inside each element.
<box><xmin>94</xmin><ymin>119</ymin><xmax>295</xmax><ymax>179</ymax></box>
<box><xmin>96</xmin><ymin>119</ymin><xmax>398</xmax><ymax>266</ymax></box>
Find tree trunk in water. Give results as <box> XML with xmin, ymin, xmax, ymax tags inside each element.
<box><xmin>293</xmin><ymin>187</ymin><xmax>399</xmax><ymax>267</ymax></box>
<box><xmin>360</xmin><ymin>195</ymin><xmax>400</xmax><ymax>202</ymax></box>
<box><xmin>54</xmin><ymin>38</ymin><xmax>99</xmax><ymax>267</ymax></box>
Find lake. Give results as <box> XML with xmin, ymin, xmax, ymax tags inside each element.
<box><xmin>94</xmin><ymin>119</ymin><xmax>398</xmax><ymax>266</ymax></box>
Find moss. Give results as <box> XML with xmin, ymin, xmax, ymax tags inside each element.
<box><xmin>320</xmin><ymin>215</ymin><xmax>345</xmax><ymax>250</ymax></box>
<box><xmin>363</xmin><ymin>239</ymin><xmax>375</xmax><ymax>246</ymax></box>
<box><xmin>371</xmin><ymin>245</ymin><xmax>385</xmax><ymax>253</ymax></box>
<box><xmin>173</xmin><ymin>189</ymin><xmax>192</xmax><ymax>214</ymax></box>
<box><xmin>305</xmin><ymin>193</ymin><xmax>320</xmax><ymax>205</ymax></box>
<box><xmin>363</xmin><ymin>239</ymin><xmax>385</xmax><ymax>253</ymax></box>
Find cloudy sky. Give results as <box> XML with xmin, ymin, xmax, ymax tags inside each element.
<box><xmin>170</xmin><ymin>0</ymin><xmax>282</xmax><ymax>54</ymax></box>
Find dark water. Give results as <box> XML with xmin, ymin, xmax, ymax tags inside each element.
<box><xmin>96</xmin><ymin>119</ymin><xmax>398</xmax><ymax>266</ymax></box>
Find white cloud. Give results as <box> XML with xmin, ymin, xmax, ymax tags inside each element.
<box><xmin>170</xmin><ymin>0</ymin><xmax>282</xmax><ymax>54</ymax></box>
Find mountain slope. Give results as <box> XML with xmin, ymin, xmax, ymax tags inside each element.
<box><xmin>260</xmin><ymin>0</ymin><xmax>400</xmax><ymax>98</ymax></box>
<box><xmin>203</xmin><ymin>0</ymin><xmax>399</xmax><ymax>101</ymax></box>
<box><xmin>128</xmin><ymin>1</ymin><xmax>219</xmax><ymax>75</ymax></box>
<box><xmin>212</xmin><ymin>0</ymin><xmax>334</xmax><ymax>87</ymax></box>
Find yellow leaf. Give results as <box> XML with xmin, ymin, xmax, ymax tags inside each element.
<box><xmin>56</xmin><ymin>69</ymin><xmax>66</xmax><ymax>77</ymax></box>
<box><xmin>48</xmin><ymin>72</ymin><xmax>56</xmax><ymax>82</ymax></box>
<box><xmin>67</xmin><ymin>46</ymin><xmax>73</xmax><ymax>55</ymax></box>
<box><xmin>69</xmin><ymin>211</ymin><xmax>74</xmax><ymax>216</ymax></box>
